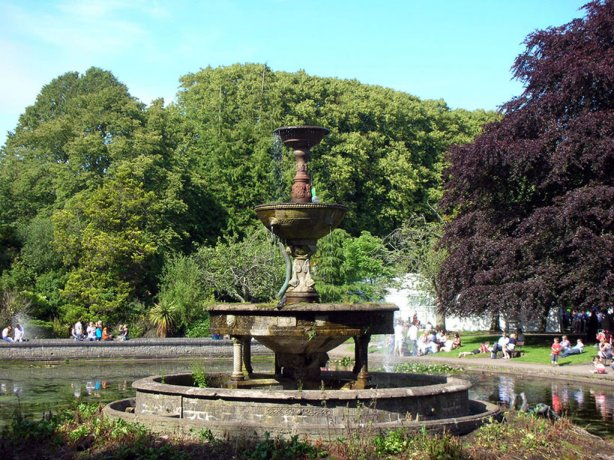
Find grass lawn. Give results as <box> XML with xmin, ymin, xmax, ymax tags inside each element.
<box><xmin>436</xmin><ymin>332</ymin><xmax>595</xmax><ymax>366</ymax></box>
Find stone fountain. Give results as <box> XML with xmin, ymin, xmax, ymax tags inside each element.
<box><xmin>104</xmin><ymin>126</ymin><xmax>499</xmax><ymax>439</ymax></box>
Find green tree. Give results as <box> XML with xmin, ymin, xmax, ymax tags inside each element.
<box><xmin>157</xmin><ymin>253</ymin><xmax>211</xmax><ymax>332</ymax></box>
<box><xmin>194</xmin><ymin>227</ymin><xmax>284</xmax><ymax>303</ymax></box>
<box><xmin>314</xmin><ymin>229</ymin><xmax>394</xmax><ymax>302</ymax></box>
<box><xmin>387</xmin><ymin>215</ymin><xmax>447</xmax><ymax>328</ymax></box>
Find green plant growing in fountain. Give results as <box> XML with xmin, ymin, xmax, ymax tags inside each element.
<box><xmin>192</xmin><ymin>365</ymin><xmax>208</xmax><ymax>388</ymax></box>
<box><xmin>305</xmin><ymin>324</ymin><xmax>317</xmax><ymax>342</ymax></box>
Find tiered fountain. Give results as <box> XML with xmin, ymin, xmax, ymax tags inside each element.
<box><xmin>105</xmin><ymin>126</ymin><xmax>499</xmax><ymax>439</ymax></box>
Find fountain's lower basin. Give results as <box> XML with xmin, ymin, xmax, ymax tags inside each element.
<box><xmin>104</xmin><ymin>371</ymin><xmax>500</xmax><ymax>440</ymax></box>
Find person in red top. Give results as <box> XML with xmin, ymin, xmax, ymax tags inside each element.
<box><xmin>551</xmin><ymin>337</ymin><xmax>562</xmax><ymax>366</ymax></box>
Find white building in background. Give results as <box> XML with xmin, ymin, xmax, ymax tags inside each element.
<box><xmin>385</xmin><ymin>274</ymin><xmax>561</xmax><ymax>332</ymax></box>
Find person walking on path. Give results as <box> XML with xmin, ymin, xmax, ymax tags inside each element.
<box><xmin>551</xmin><ymin>337</ymin><xmax>562</xmax><ymax>366</ymax></box>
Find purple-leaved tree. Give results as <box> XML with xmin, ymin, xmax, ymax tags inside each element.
<box><xmin>438</xmin><ymin>0</ymin><xmax>614</xmax><ymax>329</ymax></box>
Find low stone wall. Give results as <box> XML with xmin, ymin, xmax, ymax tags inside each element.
<box><xmin>0</xmin><ymin>338</ymin><xmax>272</xmax><ymax>361</ymax></box>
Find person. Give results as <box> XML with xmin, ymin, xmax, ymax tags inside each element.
<box><xmin>503</xmin><ymin>333</ymin><xmax>517</xmax><ymax>359</ymax></box>
<box><xmin>560</xmin><ymin>338</ymin><xmax>585</xmax><ymax>358</ymax></box>
<box><xmin>559</xmin><ymin>335</ymin><xmax>571</xmax><ymax>353</ymax></box>
<box><xmin>459</xmin><ymin>342</ymin><xmax>491</xmax><ymax>358</ymax></box>
<box><xmin>442</xmin><ymin>332</ymin><xmax>461</xmax><ymax>353</ymax></box>
<box><xmin>393</xmin><ymin>319</ymin><xmax>405</xmax><ymax>357</ymax></box>
<box><xmin>13</xmin><ymin>324</ymin><xmax>24</xmax><ymax>342</ymax></box>
<box><xmin>86</xmin><ymin>322</ymin><xmax>97</xmax><ymax>341</ymax></box>
<box><xmin>74</xmin><ymin>321</ymin><xmax>83</xmax><ymax>341</ymax></box>
<box><xmin>95</xmin><ymin>321</ymin><xmax>103</xmax><ymax>341</ymax></box>
<box><xmin>597</xmin><ymin>338</ymin><xmax>612</xmax><ymax>360</ymax></box>
<box><xmin>118</xmin><ymin>324</ymin><xmax>129</xmax><ymax>341</ymax></box>
<box><xmin>418</xmin><ymin>332</ymin><xmax>431</xmax><ymax>356</ymax></box>
<box><xmin>412</xmin><ymin>312</ymin><xmax>419</xmax><ymax>327</ymax></box>
<box><xmin>102</xmin><ymin>326</ymin><xmax>113</xmax><ymax>341</ymax></box>
<box><xmin>592</xmin><ymin>357</ymin><xmax>606</xmax><ymax>374</ymax></box>
<box><xmin>491</xmin><ymin>332</ymin><xmax>509</xmax><ymax>359</ymax></box>
<box><xmin>516</xmin><ymin>328</ymin><xmax>525</xmax><ymax>347</ymax></box>
<box><xmin>2</xmin><ymin>325</ymin><xmax>14</xmax><ymax>343</ymax></box>
<box><xmin>551</xmin><ymin>337</ymin><xmax>562</xmax><ymax>366</ymax></box>
<box><xmin>407</xmin><ymin>322</ymin><xmax>418</xmax><ymax>356</ymax></box>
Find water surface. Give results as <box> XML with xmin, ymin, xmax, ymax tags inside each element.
<box><xmin>1</xmin><ymin>358</ymin><xmax>612</xmax><ymax>438</ymax></box>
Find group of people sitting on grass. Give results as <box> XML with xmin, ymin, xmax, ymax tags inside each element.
<box><xmin>392</xmin><ymin>318</ymin><xmax>462</xmax><ymax>357</ymax></box>
<box><xmin>1</xmin><ymin>324</ymin><xmax>25</xmax><ymax>343</ymax></box>
<box><xmin>71</xmin><ymin>320</ymin><xmax>129</xmax><ymax>342</ymax></box>
<box><xmin>458</xmin><ymin>330</ymin><xmax>525</xmax><ymax>359</ymax></box>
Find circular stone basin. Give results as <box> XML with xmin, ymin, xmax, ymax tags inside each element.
<box><xmin>208</xmin><ymin>303</ymin><xmax>396</xmax><ymax>355</ymax></box>
<box><xmin>254</xmin><ymin>203</ymin><xmax>347</xmax><ymax>243</ymax></box>
<box><xmin>104</xmin><ymin>371</ymin><xmax>500</xmax><ymax>440</ymax></box>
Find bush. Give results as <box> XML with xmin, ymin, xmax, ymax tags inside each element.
<box><xmin>186</xmin><ymin>316</ymin><xmax>211</xmax><ymax>338</ymax></box>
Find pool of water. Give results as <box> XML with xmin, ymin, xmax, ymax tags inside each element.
<box><xmin>1</xmin><ymin>358</ymin><xmax>612</xmax><ymax>438</ymax></box>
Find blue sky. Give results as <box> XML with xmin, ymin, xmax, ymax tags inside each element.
<box><xmin>0</xmin><ymin>0</ymin><xmax>587</xmax><ymax>146</ymax></box>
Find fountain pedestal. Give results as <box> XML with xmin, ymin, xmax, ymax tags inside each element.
<box><xmin>208</xmin><ymin>302</ymin><xmax>396</xmax><ymax>386</ymax></box>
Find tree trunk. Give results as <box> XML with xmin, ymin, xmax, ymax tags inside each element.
<box><xmin>489</xmin><ymin>312</ymin><xmax>501</xmax><ymax>332</ymax></box>
<box><xmin>435</xmin><ymin>306</ymin><xmax>446</xmax><ymax>331</ymax></box>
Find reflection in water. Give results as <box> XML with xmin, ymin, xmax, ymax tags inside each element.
<box><xmin>467</xmin><ymin>373</ymin><xmax>614</xmax><ymax>437</ymax></box>
<box><xmin>1</xmin><ymin>359</ymin><xmax>614</xmax><ymax>438</ymax></box>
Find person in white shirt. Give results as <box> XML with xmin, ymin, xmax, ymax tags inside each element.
<box><xmin>491</xmin><ymin>332</ymin><xmax>509</xmax><ymax>358</ymax></box>
<box><xmin>86</xmin><ymin>322</ymin><xmax>97</xmax><ymax>341</ymax></box>
<box><xmin>13</xmin><ymin>324</ymin><xmax>24</xmax><ymax>342</ymax></box>
<box><xmin>2</xmin><ymin>325</ymin><xmax>14</xmax><ymax>342</ymax></box>
<box><xmin>561</xmin><ymin>339</ymin><xmax>584</xmax><ymax>357</ymax></box>
<box><xmin>74</xmin><ymin>321</ymin><xmax>83</xmax><ymax>341</ymax></box>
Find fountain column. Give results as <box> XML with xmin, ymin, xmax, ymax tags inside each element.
<box><xmin>353</xmin><ymin>334</ymin><xmax>371</xmax><ymax>389</ymax></box>
<box><xmin>242</xmin><ymin>336</ymin><xmax>253</xmax><ymax>376</ymax></box>
<box><xmin>231</xmin><ymin>337</ymin><xmax>244</xmax><ymax>381</ymax></box>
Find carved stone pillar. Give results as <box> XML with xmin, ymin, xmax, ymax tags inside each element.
<box><xmin>285</xmin><ymin>243</ymin><xmax>318</xmax><ymax>304</ymax></box>
<box><xmin>231</xmin><ymin>337</ymin><xmax>244</xmax><ymax>381</ymax></box>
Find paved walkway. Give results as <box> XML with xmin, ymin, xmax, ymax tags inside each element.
<box><xmin>329</xmin><ymin>343</ymin><xmax>614</xmax><ymax>387</ymax></box>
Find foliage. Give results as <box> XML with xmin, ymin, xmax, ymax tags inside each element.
<box><xmin>387</xmin><ymin>214</ymin><xmax>448</xmax><ymax>326</ymax></box>
<box><xmin>373</xmin><ymin>428</ymin><xmax>464</xmax><ymax>458</ymax></box>
<box><xmin>157</xmin><ymin>253</ymin><xmax>211</xmax><ymax>332</ymax></box>
<box><xmin>186</xmin><ymin>316</ymin><xmax>211</xmax><ymax>338</ymax></box>
<box><xmin>2</xmin><ymin>403</ymin><xmax>613</xmax><ymax>459</ymax></box>
<box><xmin>194</xmin><ymin>227</ymin><xmax>285</xmax><ymax>303</ymax></box>
<box><xmin>177</xmin><ymin>63</ymin><xmax>498</xmax><ymax>238</ymax></box>
<box><xmin>248</xmin><ymin>432</ymin><xmax>324</xmax><ymax>460</ymax></box>
<box><xmin>314</xmin><ymin>229</ymin><xmax>394</xmax><ymax>302</ymax></box>
<box><xmin>439</xmin><ymin>1</ymin><xmax>614</xmax><ymax>323</ymax></box>
<box><xmin>0</xmin><ymin>63</ymin><xmax>495</xmax><ymax>330</ymax></box>
<box><xmin>191</xmin><ymin>365</ymin><xmax>208</xmax><ymax>388</ymax></box>
<box><xmin>391</xmin><ymin>362</ymin><xmax>462</xmax><ymax>375</ymax></box>
<box><xmin>0</xmin><ymin>289</ymin><xmax>31</xmax><ymax>326</ymax></box>
<box><xmin>149</xmin><ymin>301</ymin><xmax>179</xmax><ymax>337</ymax></box>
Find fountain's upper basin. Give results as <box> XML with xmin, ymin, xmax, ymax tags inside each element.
<box><xmin>274</xmin><ymin>125</ymin><xmax>329</xmax><ymax>150</ymax></box>
<box><xmin>254</xmin><ymin>203</ymin><xmax>347</xmax><ymax>242</ymax></box>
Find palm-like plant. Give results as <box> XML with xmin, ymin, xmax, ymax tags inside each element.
<box><xmin>149</xmin><ymin>301</ymin><xmax>178</xmax><ymax>338</ymax></box>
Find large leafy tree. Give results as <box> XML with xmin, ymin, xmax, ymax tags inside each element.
<box><xmin>0</xmin><ymin>68</ymin><xmax>223</xmax><ymax>324</ymax></box>
<box><xmin>439</xmin><ymin>1</ymin><xmax>614</xmax><ymax>326</ymax></box>
<box><xmin>177</xmin><ymin>64</ymin><xmax>497</xmax><ymax>238</ymax></box>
